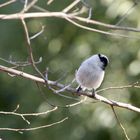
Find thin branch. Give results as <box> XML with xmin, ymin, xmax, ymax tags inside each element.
<box><xmin>116</xmin><ymin>2</ymin><xmax>138</xmax><ymax>26</ymax></box>
<box><xmin>65</xmin><ymin>96</ymin><xmax>87</xmax><ymax>107</ymax></box>
<box><xmin>0</xmin><ymin>12</ymin><xmax>140</xmax><ymax>34</ymax></box>
<box><xmin>36</xmin><ymin>81</ymin><xmax>82</xmax><ymax>108</ymax></box>
<box><xmin>0</xmin><ymin>0</ymin><xmax>16</xmax><ymax>8</ymax></box>
<box><xmin>0</xmin><ymin>106</ymin><xmax>57</xmax><ymax>124</ymax></box>
<box><xmin>0</xmin><ymin>57</ymin><xmax>42</xmax><ymax>67</ymax></box>
<box><xmin>47</xmin><ymin>0</ymin><xmax>54</xmax><ymax>5</ymax></box>
<box><xmin>65</xmin><ymin>17</ymin><xmax>140</xmax><ymax>39</ymax></box>
<box><xmin>20</xmin><ymin>17</ymin><xmax>43</xmax><ymax>83</ymax></box>
<box><xmin>1</xmin><ymin>65</ymin><xmax>140</xmax><ymax>113</ymax></box>
<box><xmin>20</xmin><ymin>0</ymin><xmax>48</xmax><ymax>12</ymax></box>
<box><xmin>21</xmin><ymin>17</ymin><xmax>53</xmax><ymax>93</ymax></box>
<box><xmin>71</xmin><ymin>15</ymin><xmax>140</xmax><ymax>33</ymax></box>
<box><xmin>97</xmin><ymin>83</ymin><xmax>140</xmax><ymax>94</ymax></box>
<box><xmin>55</xmin><ymin>78</ymin><xmax>76</xmax><ymax>94</ymax></box>
<box><xmin>21</xmin><ymin>18</ymin><xmax>31</xmax><ymax>46</ymax></box>
<box><xmin>62</xmin><ymin>0</ymin><xmax>81</xmax><ymax>13</ymax></box>
<box><xmin>23</xmin><ymin>0</ymin><xmax>28</xmax><ymax>11</ymax></box>
<box><xmin>21</xmin><ymin>0</ymin><xmax>38</xmax><ymax>13</ymax></box>
<box><xmin>20</xmin><ymin>17</ymin><xmax>48</xmax><ymax>84</ymax></box>
<box><xmin>0</xmin><ymin>117</ymin><xmax>68</xmax><ymax>132</ymax></box>
<box><xmin>111</xmin><ymin>106</ymin><xmax>130</xmax><ymax>140</ymax></box>
<box><xmin>30</xmin><ymin>25</ymin><xmax>45</xmax><ymax>40</ymax></box>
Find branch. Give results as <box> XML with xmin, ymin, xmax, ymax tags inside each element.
<box><xmin>65</xmin><ymin>17</ymin><xmax>138</xmax><ymax>39</ymax></box>
<box><xmin>0</xmin><ymin>117</ymin><xmax>68</xmax><ymax>132</ymax></box>
<box><xmin>111</xmin><ymin>106</ymin><xmax>130</xmax><ymax>140</ymax></box>
<box><xmin>0</xmin><ymin>65</ymin><xmax>140</xmax><ymax>113</ymax></box>
<box><xmin>0</xmin><ymin>12</ymin><xmax>140</xmax><ymax>35</ymax></box>
<box><xmin>62</xmin><ymin>0</ymin><xmax>81</xmax><ymax>13</ymax></box>
<box><xmin>0</xmin><ymin>0</ymin><xmax>16</xmax><ymax>8</ymax></box>
<box><xmin>0</xmin><ymin>106</ymin><xmax>57</xmax><ymax>124</ymax></box>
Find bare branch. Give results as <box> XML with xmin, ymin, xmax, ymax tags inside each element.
<box><xmin>65</xmin><ymin>96</ymin><xmax>87</xmax><ymax>107</ymax></box>
<box><xmin>0</xmin><ymin>0</ymin><xmax>16</xmax><ymax>8</ymax></box>
<box><xmin>111</xmin><ymin>106</ymin><xmax>130</xmax><ymax>140</ymax></box>
<box><xmin>21</xmin><ymin>18</ymin><xmax>31</xmax><ymax>46</ymax></box>
<box><xmin>0</xmin><ymin>106</ymin><xmax>57</xmax><ymax>124</ymax></box>
<box><xmin>1</xmin><ymin>65</ymin><xmax>140</xmax><ymax>113</ymax></box>
<box><xmin>47</xmin><ymin>0</ymin><xmax>54</xmax><ymax>5</ymax></box>
<box><xmin>62</xmin><ymin>0</ymin><xmax>81</xmax><ymax>13</ymax></box>
<box><xmin>23</xmin><ymin>0</ymin><xmax>28</xmax><ymax>11</ymax></box>
<box><xmin>116</xmin><ymin>1</ymin><xmax>138</xmax><ymax>26</ymax></box>
<box><xmin>21</xmin><ymin>0</ymin><xmax>38</xmax><ymax>13</ymax></box>
<box><xmin>20</xmin><ymin>0</ymin><xmax>48</xmax><ymax>12</ymax></box>
<box><xmin>65</xmin><ymin>17</ymin><xmax>140</xmax><ymax>39</ymax></box>
<box><xmin>0</xmin><ymin>56</ymin><xmax>42</xmax><ymax>67</ymax></box>
<box><xmin>0</xmin><ymin>117</ymin><xmax>68</xmax><ymax>132</ymax></box>
<box><xmin>30</xmin><ymin>25</ymin><xmax>45</xmax><ymax>40</ymax></box>
<box><xmin>0</xmin><ymin>12</ymin><xmax>140</xmax><ymax>34</ymax></box>
<box><xmin>97</xmin><ymin>83</ymin><xmax>140</xmax><ymax>94</ymax></box>
<box><xmin>20</xmin><ymin>16</ymin><xmax>47</xmax><ymax>86</ymax></box>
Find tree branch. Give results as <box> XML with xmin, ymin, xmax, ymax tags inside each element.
<box><xmin>0</xmin><ymin>12</ymin><xmax>140</xmax><ymax>34</ymax></box>
<box><xmin>0</xmin><ymin>0</ymin><xmax>16</xmax><ymax>8</ymax></box>
<box><xmin>0</xmin><ymin>65</ymin><xmax>140</xmax><ymax>113</ymax></box>
<box><xmin>111</xmin><ymin>106</ymin><xmax>130</xmax><ymax>140</ymax></box>
<box><xmin>0</xmin><ymin>117</ymin><xmax>68</xmax><ymax>132</ymax></box>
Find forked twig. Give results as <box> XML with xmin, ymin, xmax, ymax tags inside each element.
<box><xmin>0</xmin><ymin>117</ymin><xmax>68</xmax><ymax>132</ymax></box>
<box><xmin>0</xmin><ymin>106</ymin><xmax>57</xmax><ymax>124</ymax></box>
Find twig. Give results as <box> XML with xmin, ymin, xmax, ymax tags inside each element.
<box><xmin>0</xmin><ymin>117</ymin><xmax>68</xmax><ymax>132</ymax></box>
<box><xmin>111</xmin><ymin>106</ymin><xmax>130</xmax><ymax>140</ymax></box>
<box><xmin>65</xmin><ymin>96</ymin><xmax>87</xmax><ymax>107</ymax></box>
<box><xmin>97</xmin><ymin>83</ymin><xmax>140</xmax><ymax>94</ymax></box>
<box><xmin>0</xmin><ymin>106</ymin><xmax>57</xmax><ymax>124</ymax></box>
<box><xmin>55</xmin><ymin>78</ymin><xmax>75</xmax><ymax>93</ymax></box>
<box><xmin>21</xmin><ymin>0</ymin><xmax>38</xmax><ymax>13</ymax></box>
<box><xmin>21</xmin><ymin>18</ymin><xmax>31</xmax><ymax>46</ymax></box>
<box><xmin>0</xmin><ymin>56</ymin><xmax>42</xmax><ymax>67</ymax></box>
<box><xmin>20</xmin><ymin>17</ymin><xmax>47</xmax><ymax>82</ymax></box>
<box><xmin>13</xmin><ymin>104</ymin><xmax>20</xmax><ymax>112</ymax></box>
<box><xmin>30</xmin><ymin>25</ymin><xmax>45</xmax><ymax>40</ymax></box>
<box><xmin>116</xmin><ymin>2</ymin><xmax>138</xmax><ymax>26</ymax></box>
<box><xmin>65</xmin><ymin>17</ymin><xmax>140</xmax><ymax>39</ymax></box>
<box><xmin>62</xmin><ymin>0</ymin><xmax>81</xmax><ymax>13</ymax></box>
<box><xmin>0</xmin><ymin>0</ymin><xmax>16</xmax><ymax>8</ymax></box>
<box><xmin>20</xmin><ymin>0</ymin><xmax>48</xmax><ymax>12</ymax></box>
<box><xmin>47</xmin><ymin>0</ymin><xmax>54</xmax><ymax>5</ymax></box>
<box><xmin>23</xmin><ymin>0</ymin><xmax>28</xmax><ymax>11</ymax></box>
<box><xmin>21</xmin><ymin>16</ymin><xmax>78</xmax><ymax>99</ymax></box>
<box><xmin>71</xmin><ymin>15</ymin><xmax>140</xmax><ymax>33</ymax></box>
<box><xmin>1</xmin><ymin>65</ymin><xmax>140</xmax><ymax>113</ymax></box>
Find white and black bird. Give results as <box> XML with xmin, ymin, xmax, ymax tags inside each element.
<box><xmin>75</xmin><ymin>54</ymin><xmax>109</xmax><ymax>94</ymax></box>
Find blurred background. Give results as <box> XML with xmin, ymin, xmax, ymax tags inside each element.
<box><xmin>0</xmin><ymin>0</ymin><xmax>140</xmax><ymax>139</ymax></box>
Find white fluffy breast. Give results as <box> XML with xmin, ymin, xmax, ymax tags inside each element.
<box><xmin>75</xmin><ymin>55</ymin><xmax>105</xmax><ymax>90</ymax></box>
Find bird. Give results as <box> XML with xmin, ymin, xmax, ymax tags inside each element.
<box><xmin>75</xmin><ymin>54</ymin><xmax>109</xmax><ymax>95</ymax></box>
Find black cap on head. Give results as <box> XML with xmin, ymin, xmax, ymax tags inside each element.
<box><xmin>98</xmin><ymin>54</ymin><xmax>109</xmax><ymax>70</ymax></box>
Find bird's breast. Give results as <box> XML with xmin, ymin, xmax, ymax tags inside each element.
<box><xmin>76</xmin><ymin>64</ymin><xmax>105</xmax><ymax>89</ymax></box>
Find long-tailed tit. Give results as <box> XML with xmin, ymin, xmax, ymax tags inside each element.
<box><xmin>75</xmin><ymin>54</ymin><xmax>109</xmax><ymax>94</ymax></box>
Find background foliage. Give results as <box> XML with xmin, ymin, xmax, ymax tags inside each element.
<box><xmin>0</xmin><ymin>0</ymin><xmax>140</xmax><ymax>140</ymax></box>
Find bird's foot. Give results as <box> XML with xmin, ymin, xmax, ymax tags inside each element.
<box><xmin>91</xmin><ymin>89</ymin><xmax>96</xmax><ymax>97</ymax></box>
<box><xmin>75</xmin><ymin>86</ymin><xmax>82</xmax><ymax>96</ymax></box>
